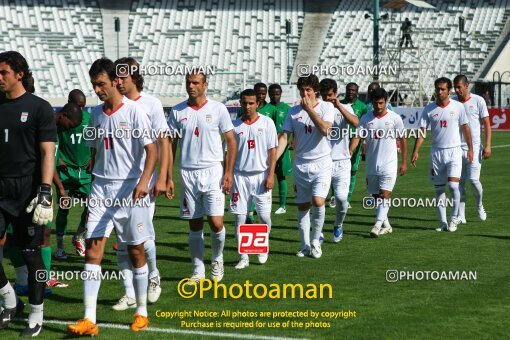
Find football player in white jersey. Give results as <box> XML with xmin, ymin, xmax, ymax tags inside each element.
<box><xmin>111</xmin><ymin>57</ymin><xmax>170</xmax><ymax>310</ymax></box>
<box><xmin>453</xmin><ymin>75</ymin><xmax>491</xmax><ymax>223</ymax></box>
<box><xmin>229</xmin><ymin>89</ymin><xmax>278</xmax><ymax>269</ymax></box>
<box><xmin>276</xmin><ymin>75</ymin><xmax>335</xmax><ymax>259</ymax></box>
<box><xmin>411</xmin><ymin>77</ymin><xmax>473</xmax><ymax>232</ymax></box>
<box><xmin>67</xmin><ymin>58</ymin><xmax>157</xmax><ymax>335</ymax></box>
<box><xmin>167</xmin><ymin>69</ymin><xmax>237</xmax><ymax>283</ymax></box>
<box><xmin>319</xmin><ymin>78</ymin><xmax>359</xmax><ymax>242</ymax></box>
<box><xmin>349</xmin><ymin>88</ymin><xmax>407</xmax><ymax>237</ymax></box>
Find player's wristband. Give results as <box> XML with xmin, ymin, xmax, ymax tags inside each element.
<box><xmin>36</xmin><ymin>184</ymin><xmax>53</xmax><ymax>207</ymax></box>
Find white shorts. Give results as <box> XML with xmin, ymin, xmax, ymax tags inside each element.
<box><xmin>230</xmin><ymin>172</ymin><xmax>272</xmax><ymax>215</ymax></box>
<box><xmin>86</xmin><ymin>178</ymin><xmax>154</xmax><ymax>245</ymax></box>
<box><xmin>366</xmin><ymin>173</ymin><xmax>397</xmax><ymax>194</ymax></box>
<box><xmin>332</xmin><ymin>159</ymin><xmax>351</xmax><ymax>200</ymax></box>
<box><xmin>180</xmin><ymin>164</ymin><xmax>225</xmax><ymax>219</ymax></box>
<box><xmin>429</xmin><ymin>146</ymin><xmax>462</xmax><ymax>185</ymax></box>
<box><xmin>293</xmin><ymin>157</ymin><xmax>332</xmax><ymax>204</ymax></box>
<box><xmin>461</xmin><ymin>143</ymin><xmax>482</xmax><ymax>181</ymax></box>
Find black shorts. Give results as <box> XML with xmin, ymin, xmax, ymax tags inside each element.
<box><xmin>0</xmin><ymin>176</ymin><xmax>43</xmax><ymax>247</ymax></box>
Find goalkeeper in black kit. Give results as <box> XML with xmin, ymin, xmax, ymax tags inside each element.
<box><xmin>0</xmin><ymin>51</ymin><xmax>57</xmax><ymax>337</ymax></box>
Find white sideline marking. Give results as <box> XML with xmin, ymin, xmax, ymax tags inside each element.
<box><xmin>422</xmin><ymin>144</ymin><xmax>510</xmax><ymax>149</ymax></box>
<box><xmin>31</xmin><ymin>319</ymin><xmax>306</xmax><ymax>340</ymax></box>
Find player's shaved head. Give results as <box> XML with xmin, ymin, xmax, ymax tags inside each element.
<box><xmin>56</xmin><ymin>102</ymin><xmax>83</xmax><ymax>130</ymax></box>
<box><xmin>367</xmin><ymin>82</ymin><xmax>380</xmax><ymax>99</ymax></box>
<box><xmin>68</xmin><ymin>89</ymin><xmax>86</xmax><ymax>108</ymax></box>
<box><xmin>453</xmin><ymin>74</ymin><xmax>469</xmax><ymax>85</ymax></box>
<box><xmin>186</xmin><ymin>68</ymin><xmax>207</xmax><ymax>83</ymax></box>
<box><xmin>268</xmin><ymin>84</ymin><xmax>282</xmax><ymax>92</ymax></box>
<box><xmin>254</xmin><ymin>83</ymin><xmax>267</xmax><ymax>91</ymax></box>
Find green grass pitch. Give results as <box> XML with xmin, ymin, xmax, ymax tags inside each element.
<box><xmin>3</xmin><ymin>132</ymin><xmax>509</xmax><ymax>339</ymax></box>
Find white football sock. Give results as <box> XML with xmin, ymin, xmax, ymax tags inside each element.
<box><xmin>376</xmin><ymin>198</ymin><xmax>390</xmax><ymax>224</ymax></box>
<box><xmin>144</xmin><ymin>240</ymin><xmax>159</xmax><ymax>279</ymax></box>
<box><xmin>0</xmin><ymin>282</ymin><xmax>17</xmax><ymax>309</ymax></box>
<box><xmin>334</xmin><ymin>194</ymin><xmax>349</xmax><ymax>228</ymax></box>
<box><xmin>297</xmin><ymin>209</ymin><xmax>311</xmax><ymax>248</ymax></box>
<box><xmin>311</xmin><ymin>205</ymin><xmax>325</xmax><ymax>245</ymax></box>
<box><xmin>132</xmin><ymin>264</ymin><xmax>148</xmax><ymax>317</ymax></box>
<box><xmin>83</xmin><ymin>263</ymin><xmax>101</xmax><ymax>324</ymax></box>
<box><xmin>211</xmin><ymin>227</ymin><xmax>226</xmax><ymax>262</ymax></box>
<box><xmin>117</xmin><ymin>251</ymin><xmax>135</xmax><ymax>299</ymax></box>
<box><xmin>189</xmin><ymin>231</ymin><xmax>205</xmax><ymax>276</ymax></box>
<box><xmin>448</xmin><ymin>181</ymin><xmax>460</xmax><ymax>219</ymax></box>
<box><xmin>28</xmin><ymin>303</ymin><xmax>44</xmax><ymax>327</ymax></box>
<box><xmin>434</xmin><ymin>185</ymin><xmax>447</xmax><ymax>224</ymax></box>
<box><xmin>470</xmin><ymin>179</ymin><xmax>483</xmax><ymax>208</ymax></box>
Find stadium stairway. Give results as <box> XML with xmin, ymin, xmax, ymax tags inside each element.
<box><xmin>97</xmin><ymin>0</ymin><xmax>130</xmax><ymax>59</ymax></box>
<box><xmin>290</xmin><ymin>0</ymin><xmax>340</xmax><ymax>83</ymax></box>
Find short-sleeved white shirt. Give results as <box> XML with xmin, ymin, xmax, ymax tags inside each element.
<box><xmin>453</xmin><ymin>93</ymin><xmax>489</xmax><ymax>148</ymax></box>
<box><xmin>330</xmin><ymin>103</ymin><xmax>356</xmax><ymax>161</ymax></box>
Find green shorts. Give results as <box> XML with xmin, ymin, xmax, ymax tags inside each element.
<box><xmin>276</xmin><ymin>148</ymin><xmax>292</xmax><ymax>178</ymax></box>
<box><xmin>58</xmin><ymin>167</ymin><xmax>92</xmax><ymax>197</ymax></box>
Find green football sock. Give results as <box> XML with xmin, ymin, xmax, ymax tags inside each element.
<box><xmin>278</xmin><ymin>177</ymin><xmax>288</xmax><ymax>208</ymax></box>
<box><xmin>41</xmin><ymin>245</ymin><xmax>52</xmax><ymax>274</ymax></box>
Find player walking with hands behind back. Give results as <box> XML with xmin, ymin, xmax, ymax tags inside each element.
<box><xmin>167</xmin><ymin>69</ymin><xmax>237</xmax><ymax>283</ymax></box>
<box><xmin>229</xmin><ymin>89</ymin><xmax>278</xmax><ymax>269</ymax></box>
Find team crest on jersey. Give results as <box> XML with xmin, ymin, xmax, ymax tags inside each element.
<box><xmin>237</xmin><ymin>131</ymin><xmax>244</xmax><ymax>136</ymax></box>
<box><xmin>137</xmin><ymin>223</ymin><xmax>143</xmax><ymax>232</ymax></box>
<box><xmin>206</xmin><ymin>114</ymin><xmax>213</xmax><ymax>123</ymax></box>
<box><xmin>21</xmin><ymin>112</ymin><xmax>28</xmax><ymax>122</ymax></box>
<box><xmin>119</xmin><ymin>121</ymin><xmax>128</xmax><ymax>128</ymax></box>
<box><xmin>257</xmin><ymin>128</ymin><xmax>263</xmax><ymax>136</ymax></box>
<box><xmin>449</xmin><ymin>111</ymin><xmax>455</xmax><ymax>116</ymax></box>
<box><xmin>385</xmin><ymin>122</ymin><xmax>391</xmax><ymax>127</ymax></box>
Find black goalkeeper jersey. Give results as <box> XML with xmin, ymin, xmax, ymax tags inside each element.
<box><xmin>0</xmin><ymin>92</ymin><xmax>57</xmax><ymax>178</ymax></box>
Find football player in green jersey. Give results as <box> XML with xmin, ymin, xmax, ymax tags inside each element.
<box><xmin>53</xmin><ymin>90</ymin><xmax>91</xmax><ymax>259</ymax></box>
<box><xmin>268</xmin><ymin>84</ymin><xmax>292</xmax><ymax>214</ymax></box>
<box><xmin>340</xmin><ymin>83</ymin><xmax>368</xmax><ymax>205</ymax></box>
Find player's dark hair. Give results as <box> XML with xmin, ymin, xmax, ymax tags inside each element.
<box><xmin>368</xmin><ymin>82</ymin><xmax>380</xmax><ymax>90</ymax></box>
<box><xmin>89</xmin><ymin>57</ymin><xmax>116</xmax><ymax>81</ymax></box>
<box><xmin>268</xmin><ymin>83</ymin><xmax>282</xmax><ymax>92</ymax></box>
<box><xmin>186</xmin><ymin>67</ymin><xmax>207</xmax><ymax>83</ymax></box>
<box><xmin>115</xmin><ymin>57</ymin><xmax>144</xmax><ymax>91</ymax></box>
<box><xmin>60</xmin><ymin>102</ymin><xmax>83</xmax><ymax>124</ymax></box>
<box><xmin>254</xmin><ymin>82</ymin><xmax>267</xmax><ymax>90</ymax></box>
<box><xmin>68</xmin><ymin>89</ymin><xmax>86</xmax><ymax>106</ymax></box>
<box><xmin>240</xmin><ymin>89</ymin><xmax>257</xmax><ymax>100</ymax></box>
<box><xmin>453</xmin><ymin>74</ymin><xmax>469</xmax><ymax>85</ymax></box>
<box><xmin>319</xmin><ymin>78</ymin><xmax>338</xmax><ymax>93</ymax></box>
<box><xmin>434</xmin><ymin>77</ymin><xmax>452</xmax><ymax>89</ymax></box>
<box><xmin>0</xmin><ymin>51</ymin><xmax>33</xmax><ymax>91</ymax></box>
<box><xmin>297</xmin><ymin>74</ymin><xmax>320</xmax><ymax>92</ymax></box>
<box><xmin>346</xmin><ymin>82</ymin><xmax>359</xmax><ymax>90</ymax></box>
<box><xmin>25</xmin><ymin>74</ymin><xmax>35</xmax><ymax>93</ymax></box>
<box><xmin>371</xmin><ymin>88</ymin><xmax>388</xmax><ymax>101</ymax></box>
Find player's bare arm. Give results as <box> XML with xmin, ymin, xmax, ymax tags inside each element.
<box><xmin>334</xmin><ymin>98</ymin><xmax>359</xmax><ymax>127</ymax></box>
<box><xmin>399</xmin><ymin>137</ymin><xmax>408</xmax><ymax>176</ymax></box>
<box><xmin>461</xmin><ymin>123</ymin><xmax>473</xmax><ymax>163</ymax></box>
<box><xmin>349</xmin><ymin>136</ymin><xmax>360</xmax><ymax>156</ymax></box>
<box><xmin>482</xmin><ymin>116</ymin><xmax>492</xmax><ymax>159</ymax></box>
<box><xmin>133</xmin><ymin>142</ymin><xmax>157</xmax><ymax>200</ymax></box>
<box><xmin>276</xmin><ymin>132</ymin><xmax>290</xmax><ymax>159</ymax></box>
<box><xmin>411</xmin><ymin>128</ymin><xmax>426</xmax><ymax>167</ymax></box>
<box><xmin>165</xmin><ymin>137</ymin><xmax>175</xmax><ymax>200</ymax></box>
<box><xmin>40</xmin><ymin>141</ymin><xmax>56</xmax><ymax>185</ymax></box>
<box><xmin>52</xmin><ymin>170</ymin><xmax>67</xmax><ymax>199</ymax></box>
<box><xmin>303</xmin><ymin>94</ymin><xmax>332</xmax><ymax>136</ymax></box>
<box><xmin>153</xmin><ymin>135</ymin><xmax>169</xmax><ymax>197</ymax></box>
<box><xmin>265</xmin><ymin>147</ymin><xmax>277</xmax><ymax>191</ymax></box>
<box><xmin>222</xmin><ymin>129</ymin><xmax>237</xmax><ymax>194</ymax></box>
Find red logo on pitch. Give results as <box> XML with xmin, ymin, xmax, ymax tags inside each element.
<box><xmin>238</xmin><ymin>224</ymin><xmax>269</xmax><ymax>254</ymax></box>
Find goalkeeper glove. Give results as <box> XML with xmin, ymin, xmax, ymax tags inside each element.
<box><xmin>26</xmin><ymin>184</ymin><xmax>53</xmax><ymax>225</ymax></box>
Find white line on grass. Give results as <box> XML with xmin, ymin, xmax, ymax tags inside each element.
<box><xmin>31</xmin><ymin>319</ymin><xmax>307</xmax><ymax>340</ymax></box>
<box><xmin>421</xmin><ymin>144</ymin><xmax>510</xmax><ymax>149</ymax></box>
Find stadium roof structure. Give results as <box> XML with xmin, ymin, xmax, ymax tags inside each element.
<box><xmin>383</xmin><ymin>0</ymin><xmax>436</xmax><ymax>10</ymax></box>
